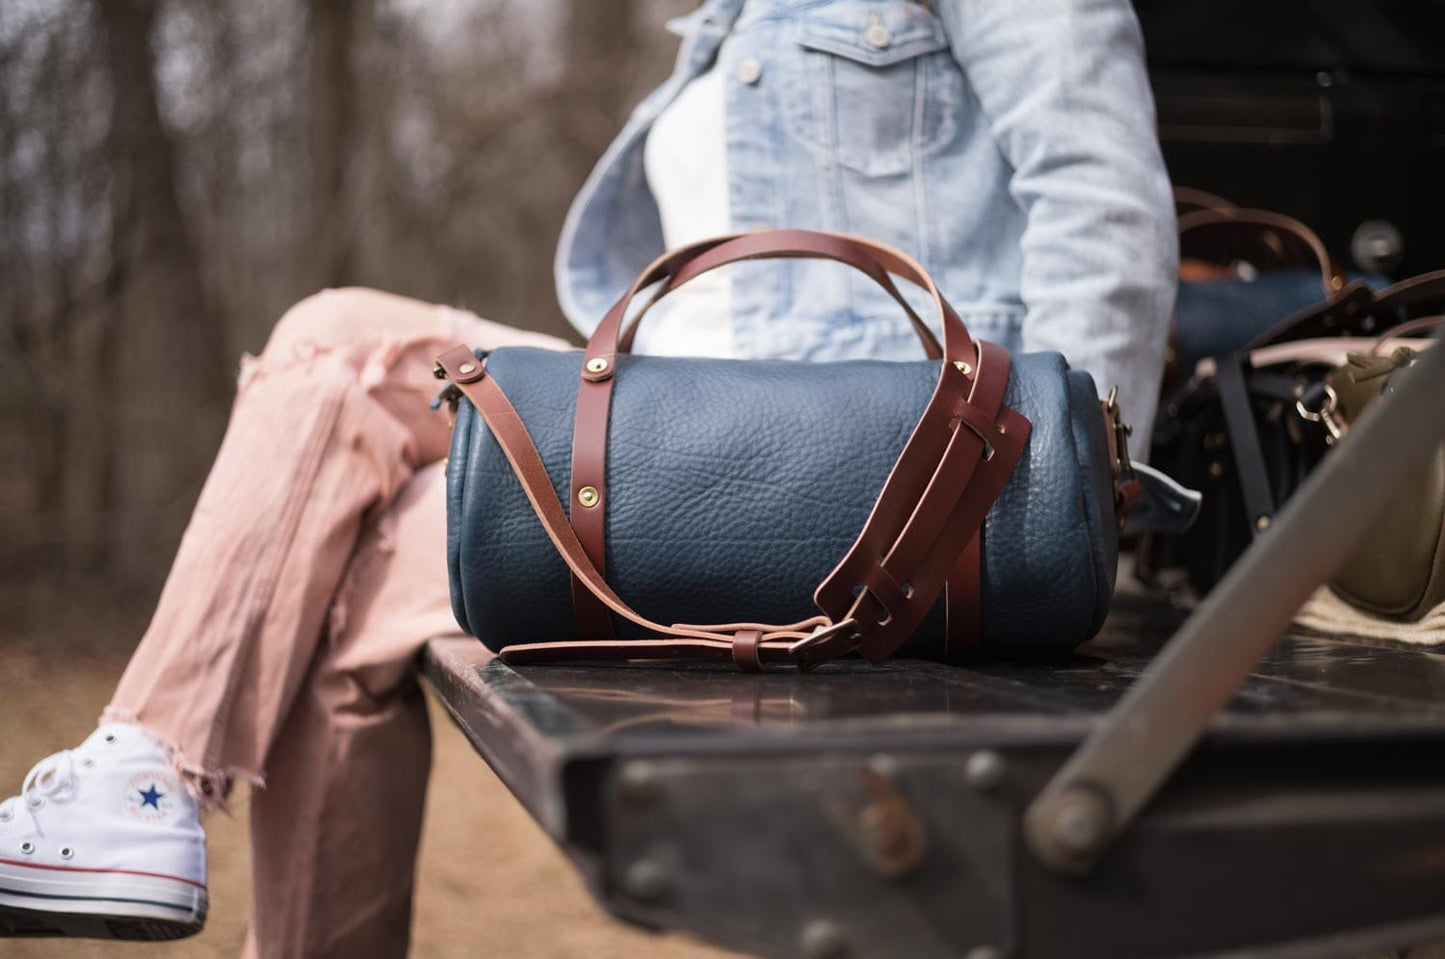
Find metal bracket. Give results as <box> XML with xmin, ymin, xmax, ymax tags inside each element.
<box><xmin>1025</xmin><ymin>331</ymin><xmax>1445</xmax><ymax>876</ymax></box>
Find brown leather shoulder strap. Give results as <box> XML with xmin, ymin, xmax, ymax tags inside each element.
<box><xmin>439</xmin><ymin>233</ymin><xmax>1029</xmax><ymax>671</ymax></box>
<box><xmin>436</xmin><ymin>345</ymin><xmax>851</xmax><ymax>666</ymax></box>
<box><xmin>436</xmin><ymin>336</ymin><xmax>1026</xmax><ymax>669</ymax></box>
<box><xmin>569</xmin><ymin>375</ymin><xmax>615</xmax><ymax>639</ymax></box>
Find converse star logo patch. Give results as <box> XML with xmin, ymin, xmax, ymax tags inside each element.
<box><xmin>123</xmin><ymin>771</ymin><xmax>181</xmax><ymax>823</ymax></box>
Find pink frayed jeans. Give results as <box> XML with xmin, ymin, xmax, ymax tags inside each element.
<box><xmin>103</xmin><ymin>288</ymin><xmax>570</xmax><ymax>958</ymax></box>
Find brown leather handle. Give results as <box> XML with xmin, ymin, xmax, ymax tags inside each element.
<box><xmin>583</xmin><ymin>230</ymin><xmax>977</xmax><ymax>375</ymax></box>
<box><xmin>565</xmin><ymin>230</ymin><xmax>987</xmax><ymax>647</ymax></box>
<box><xmin>1173</xmin><ymin>186</ymin><xmax>1237</xmax><ymax>216</ymax></box>
<box><xmin>619</xmin><ymin>232</ymin><xmax>945</xmax><ymax>359</ymax></box>
<box><xmin>1177</xmin><ymin>207</ymin><xmax>1341</xmax><ymax>298</ymax></box>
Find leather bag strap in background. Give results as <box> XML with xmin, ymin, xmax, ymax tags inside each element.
<box><xmin>1216</xmin><ymin>355</ymin><xmax>1278</xmax><ymax>537</ymax></box>
<box><xmin>1246</xmin><ymin>268</ymin><xmax>1445</xmax><ymax>352</ymax></box>
<box><xmin>1177</xmin><ymin>206</ymin><xmax>1343</xmax><ymax>299</ymax></box>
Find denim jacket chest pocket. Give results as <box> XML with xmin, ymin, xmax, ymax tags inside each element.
<box><xmin>782</xmin><ymin>0</ymin><xmax>963</xmax><ymax>177</ymax></box>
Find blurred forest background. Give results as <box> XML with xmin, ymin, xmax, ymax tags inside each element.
<box><xmin>1</xmin><ymin>0</ymin><xmax>691</xmax><ymax>622</ymax></box>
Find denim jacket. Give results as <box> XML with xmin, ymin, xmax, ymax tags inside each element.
<box><xmin>554</xmin><ymin>0</ymin><xmax>1179</xmax><ymax>440</ymax></box>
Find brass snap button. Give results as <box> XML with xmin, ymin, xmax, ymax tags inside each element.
<box><xmin>585</xmin><ymin>357</ymin><xmax>610</xmax><ymax>375</ymax></box>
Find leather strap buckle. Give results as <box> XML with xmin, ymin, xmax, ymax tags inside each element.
<box><xmin>789</xmin><ymin>619</ymin><xmax>863</xmax><ymax>671</ymax></box>
<box><xmin>1104</xmin><ymin>386</ymin><xmax>1144</xmax><ymax>527</ymax></box>
<box><xmin>1104</xmin><ymin>385</ymin><xmax>1134</xmax><ymax>476</ymax></box>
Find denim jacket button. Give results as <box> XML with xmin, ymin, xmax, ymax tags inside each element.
<box><xmin>864</xmin><ymin>22</ymin><xmax>892</xmax><ymax>49</ymax></box>
<box><xmin>736</xmin><ymin>57</ymin><xmax>763</xmax><ymax>85</ymax></box>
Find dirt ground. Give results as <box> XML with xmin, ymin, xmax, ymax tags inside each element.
<box><xmin>0</xmin><ymin>618</ymin><xmax>736</xmax><ymax>959</ymax></box>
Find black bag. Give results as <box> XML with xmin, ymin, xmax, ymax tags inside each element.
<box><xmin>1139</xmin><ymin>273</ymin><xmax>1445</xmax><ymax>596</ymax></box>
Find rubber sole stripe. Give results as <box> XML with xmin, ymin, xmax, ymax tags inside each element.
<box><xmin>0</xmin><ymin>885</ymin><xmax>199</xmax><ymax>916</ymax></box>
<box><xmin>0</xmin><ymin>857</ymin><xmax>207</xmax><ymax>890</ymax></box>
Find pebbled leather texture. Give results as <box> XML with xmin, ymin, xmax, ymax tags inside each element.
<box><xmin>447</xmin><ymin>346</ymin><xmax>1117</xmax><ymax>659</ymax></box>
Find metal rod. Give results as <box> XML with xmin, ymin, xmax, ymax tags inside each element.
<box><xmin>1025</xmin><ymin>334</ymin><xmax>1445</xmax><ymax>875</ymax></box>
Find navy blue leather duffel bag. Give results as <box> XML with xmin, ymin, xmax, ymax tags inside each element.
<box><xmin>436</xmin><ymin>230</ymin><xmax>1140</xmax><ymax>670</ymax></box>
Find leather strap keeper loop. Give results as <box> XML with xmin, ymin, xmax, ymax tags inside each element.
<box><xmin>731</xmin><ymin>629</ymin><xmax>765</xmax><ymax>672</ymax></box>
<box><xmin>861</xmin><ymin>564</ymin><xmax>910</xmax><ymax>622</ymax></box>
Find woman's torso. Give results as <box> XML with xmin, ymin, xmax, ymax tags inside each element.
<box><xmin>556</xmin><ymin>0</ymin><xmax>1170</xmax><ymax>373</ymax></box>
<box><xmin>558</xmin><ymin>0</ymin><xmax>1028</xmax><ymax>359</ymax></box>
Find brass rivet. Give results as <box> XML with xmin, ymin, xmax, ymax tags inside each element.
<box><xmin>586</xmin><ymin>357</ymin><xmax>609</xmax><ymax>375</ymax></box>
<box><xmin>1256</xmin><ymin>515</ymin><xmax>1272</xmax><ymax>531</ymax></box>
<box><xmin>458</xmin><ymin>362</ymin><xmax>477</xmax><ymax>375</ymax></box>
<box><xmin>953</xmin><ymin>360</ymin><xmax>973</xmax><ymax>375</ymax></box>
<box><xmin>577</xmin><ymin>486</ymin><xmax>600</xmax><ymax>508</ymax></box>
<box><xmin>1208</xmin><ymin>462</ymin><xmax>1224</xmax><ymax>478</ymax></box>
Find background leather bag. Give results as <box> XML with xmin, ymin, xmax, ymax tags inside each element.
<box><xmin>1168</xmin><ymin>192</ymin><xmax>1352</xmax><ymax>385</ymax></box>
<box><xmin>1140</xmin><ymin>194</ymin><xmax>1375</xmax><ymax>591</ymax></box>
<box><xmin>1140</xmin><ymin>270</ymin><xmax>1445</xmax><ymax>608</ymax></box>
<box><xmin>436</xmin><ymin>231</ymin><xmax>1131</xmax><ymax>670</ymax></box>
<box><xmin>1325</xmin><ymin>323</ymin><xmax>1445</xmax><ymax>621</ymax></box>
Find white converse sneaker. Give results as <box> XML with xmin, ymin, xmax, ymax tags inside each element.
<box><xmin>0</xmin><ymin>723</ymin><xmax>208</xmax><ymax>940</ymax></box>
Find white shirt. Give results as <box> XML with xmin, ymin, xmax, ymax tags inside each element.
<box><xmin>639</xmin><ymin>65</ymin><xmax>733</xmax><ymax>356</ymax></box>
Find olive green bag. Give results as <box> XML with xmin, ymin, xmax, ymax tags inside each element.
<box><xmin>1324</xmin><ymin>319</ymin><xmax>1444</xmax><ymax>621</ymax></box>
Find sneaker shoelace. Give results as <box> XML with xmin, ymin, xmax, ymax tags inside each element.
<box><xmin>0</xmin><ymin>750</ymin><xmax>80</xmax><ymax>836</ymax></box>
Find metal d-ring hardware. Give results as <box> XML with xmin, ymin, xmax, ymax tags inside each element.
<box><xmin>1296</xmin><ymin>383</ymin><xmax>1346</xmax><ymax>443</ymax></box>
<box><xmin>1105</xmin><ymin>385</ymin><xmax>1134</xmax><ymax>474</ymax></box>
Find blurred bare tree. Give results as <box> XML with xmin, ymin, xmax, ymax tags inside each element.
<box><xmin>0</xmin><ymin>0</ymin><xmax>691</xmax><ymax>618</ymax></box>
